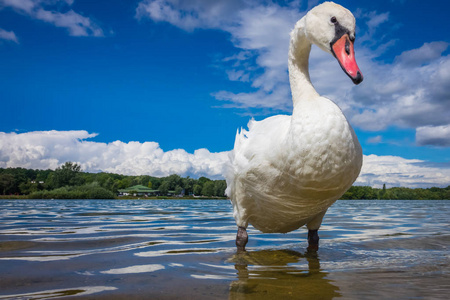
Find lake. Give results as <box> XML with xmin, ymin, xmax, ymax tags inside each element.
<box><xmin>0</xmin><ymin>199</ymin><xmax>448</xmax><ymax>299</ymax></box>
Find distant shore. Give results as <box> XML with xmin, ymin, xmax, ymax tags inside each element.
<box><xmin>0</xmin><ymin>195</ymin><xmax>229</xmax><ymax>200</ymax></box>
<box><xmin>2</xmin><ymin>165</ymin><xmax>449</xmax><ymax>201</ymax></box>
<box><xmin>1</xmin><ymin>195</ymin><xmax>447</xmax><ymax>200</ymax></box>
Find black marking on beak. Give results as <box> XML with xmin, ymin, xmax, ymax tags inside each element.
<box><xmin>345</xmin><ymin>39</ymin><xmax>350</xmax><ymax>55</ymax></box>
<box><xmin>330</xmin><ymin>21</ymin><xmax>350</xmax><ymax>48</ymax></box>
<box><xmin>352</xmin><ymin>71</ymin><xmax>363</xmax><ymax>85</ymax></box>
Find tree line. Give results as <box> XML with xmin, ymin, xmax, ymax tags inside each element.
<box><xmin>0</xmin><ymin>162</ymin><xmax>227</xmax><ymax>199</ymax></box>
<box><xmin>341</xmin><ymin>184</ymin><xmax>450</xmax><ymax>200</ymax></box>
<box><xmin>0</xmin><ymin>163</ymin><xmax>449</xmax><ymax>200</ymax></box>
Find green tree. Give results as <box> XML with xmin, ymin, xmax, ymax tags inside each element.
<box><xmin>166</xmin><ymin>174</ymin><xmax>182</xmax><ymax>190</ymax></box>
<box><xmin>103</xmin><ymin>177</ymin><xmax>115</xmax><ymax>191</ymax></box>
<box><xmin>95</xmin><ymin>173</ymin><xmax>110</xmax><ymax>186</ymax></box>
<box><xmin>159</xmin><ymin>181</ymin><xmax>169</xmax><ymax>196</ymax></box>
<box><xmin>214</xmin><ymin>180</ymin><xmax>227</xmax><ymax>197</ymax></box>
<box><xmin>193</xmin><ymin>184</ymin><xmax>202</xmax><ymax>196</ymax></box>
<box><xmin>175</xmin><ymin>185</ymin><xmax>183</xmax><ymax>195</ymax></box>
<box><xmin>0</xmin><ymin>174</ymin><xmax>15</xmax><ymax>195</ymax></box>
<box><xmin>202</xmin><ymin>181</ymin><xmax>215</xmax><ymax>197</ymax></box>
<box><xmin>133</xmin><ymin>176</ymin><xmax>142</xmax><ymax>186</ymax></box>
<box><xmin>19</xmin><ymin>181</ymin><xmax>41</xmax><ymax>194</ymax></box>
<box><xmin>182</xmin><ymin>177</ymin><xmax>195</xmax><ymax>195</ymax></box>
<box><xmin>150</xmin><ymin>178</ymin><xmax>162</xmax><ymax>189</ymax></box>
<box><xmin>378</xmin><ymin>183</ymin><xmax>387</xmax><ymax>199</ymax></box>
<box><xmin>53</xmin><ymin>162</ymin><xmax>84</xmax><ymax>188</ymax></box>
<box><xmin>34</xmin><ymin>169</ymin><xmax>50</xmax><ymax>182</ymax></box>
<box><xmin>138</xmin><ymin>175</ymin><xmax>151</xmax><ymax>187</ymax></box>
<box><xmin>116</xmin><ymin>178</ymin><xmax>131</xmax><ymax>189</ymax></box>
<box><xmin>198</xmin><ymin>176</ymin><xmax>210</xmax><ymax>186</ymax></box>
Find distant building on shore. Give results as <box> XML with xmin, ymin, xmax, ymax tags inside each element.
<box><xmin>117</xmin><ymin>185</ymin><xmax>160</xmax><ymax>197</ymax></box>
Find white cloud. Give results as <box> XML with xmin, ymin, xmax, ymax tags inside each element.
<box><xmin>1</xmin><ymin>130</ymin><xmax>449</xmax><ymax>187</ymax></box>
<box><xmin>416</xmin><ymin>125</ymin><xmax>450</xmax><ymax>147</ymax></box>
<box><xmin>356</xmin><ymin>10</ymin><xmax>390</xmax><ymax>47</ymax></box>
<box><xmin>35</xmin><ymin>9</ymin><xmax>104</xmax><ymax>37</ymax></box>
<box><xmin>367</xmin><ymin>135</ymin><xmax>382</xmax><ymax>144</ymax></box>
<box><xmin>0</xmin><ymin>28</ymin><xmax>18</xmax><ymax>43</ymax></box>
<box><xmin>395</xmin><ymin>41</ymin><xmax>449</xmax><ymax>67</ymax></box>
<box><xmin>136</xmin><ymin>1</ymin><xmax>450</xmax><ymax>148</ymax></box>
<box><xmin>366</xmin><ymin>11</ymin><xmax>389</xmax><ymax>29</ymax></box>
<box><xmin>350</xmin><ymin>42</ymin><xmax>450</xmax><ymax>133</ymax></box>
<box><xmin>137</xmin><ymin>0</ymin><xmax>301</xmax><ymax>111</ymax></box>
<box><xmin>356</xmin><ymin>154</ymin><xmax>450</xmax><ymax>188</ymax></box>
<box><xmin>0</xmin><ymin>131</ymin><xmax>228</xmax><ymax>179</ymax></box>
<box><xmin>215</xmin><ymin>4</ymin><xmax>300</xmax><ymax>110</ymax></box>
<box><xmin>0</xmin><ymin>0</ymin><xmax>104</xmax><ymax>37</ymax></box>
<box><xmin>135</xmin><ymin>1</ymin><xmax>398</xmax><ymax>115</ymax></box>
<box><xmin>135</xmin><ymin>0</ymin><xmax>243</xmax><ymax>31</ymax></box>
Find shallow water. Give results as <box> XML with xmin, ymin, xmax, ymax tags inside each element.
<box><xmin>0</xmin><ymin>199</ymin><xmax>448</xmax><ymax>299</ymax></box>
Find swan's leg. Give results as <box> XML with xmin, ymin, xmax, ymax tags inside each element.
<box><xmin>307</xmin><ymin>229</ymin><xmax>319</xmax><ymax>252</ymax></box>
<box><xmin>236</xmin><ymin>226</ymin><xmax>248</xmax><ymax>252</ymax></box>
<box><xmin>306</xmin><ymin>209</ymin><xmax>327</xmax><ymax>251</ymax></box>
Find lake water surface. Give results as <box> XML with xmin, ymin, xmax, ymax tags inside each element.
<box><xmin>0</xmin><ymin>199</ymin><xmax>448</xmax><ymax>299</ymax></box>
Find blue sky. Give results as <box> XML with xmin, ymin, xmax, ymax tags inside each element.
<box><xmin>1</xmin><ymin>0</ymin><xmax>449</xmax><ymax>187</ymax></box>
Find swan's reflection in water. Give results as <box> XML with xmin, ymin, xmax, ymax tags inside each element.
<box><xmin>228</xmin><ymin>249</ymin><xmax>340</xmax><ymax>300</ymax></box>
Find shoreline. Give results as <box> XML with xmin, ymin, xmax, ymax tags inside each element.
<box><xmin>0</xmin><ymin>195</ymin><xmax>229</xmax><ymax>200</ymax></box>
<box><xmin>0</xmin><ymin>195</ymin><xmax>447</xmax><ymax>200</ymax></box>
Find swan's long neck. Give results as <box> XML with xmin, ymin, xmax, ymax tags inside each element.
<box><xmin>288</xmin><ymin>19</ymin><xmax>319</xmax><ymax>107</ymax></box>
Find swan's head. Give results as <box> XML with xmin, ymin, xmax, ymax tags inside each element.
<box><xmin>304</xmin><ymin>2</ymin><xmax>363</xmax><ymax>84</ymax></box>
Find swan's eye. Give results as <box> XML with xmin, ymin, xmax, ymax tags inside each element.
<box><xmin>330</xmin><ymin>16</ymin><xmax>337</xmax><ymax>24</ymax></box>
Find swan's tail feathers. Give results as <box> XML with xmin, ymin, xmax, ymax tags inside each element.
<box><xmin>237</xmin><ymin>125</ymin><xmax>250</xmax><ymax>143</ymax></box>
<box><xmin>225</xmin><ymin>129</ymin><xmax>241</xmax><ymax>198</ymax></box>
<box><xmin>224</xmin><ymin>149</ymin><xmax>235</xmax><ymax>197</ymax></box>
<box><xmin>247</xmin><ymin>117</ymin><xmax>256</xmax><ymax>131</ymax></box>
<box><xmin>233</xmin><ymin>128</ymin><xmax>242</xmax><ymax>150</ymax></box>
<box><xmin>225</xmin><ymin>119</ymin><xmax>257</xmax><ymax>206</ymax></box>
<box><xmin>232</xmin><ymin>118</ymin><xmax>259</xmax><ymax>155</ymax></box>
<box><xmin>225</xmin><ymin>127</ymin><xmax>249</xmax><ymax>199</ymax></box>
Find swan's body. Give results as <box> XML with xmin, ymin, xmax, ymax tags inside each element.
<box><xmin>226</xmin><ymin>2</ymin><xmax>363</xmax><ymax>250</ymax></box>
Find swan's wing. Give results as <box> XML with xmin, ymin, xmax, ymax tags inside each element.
<box><xmin>225</xmin><ymin>115</ymin><xmax>291</xmax><ymax>197</ymax></box>
<box><xmin>239</xmin><ymin>115</ymin><xmax>291</xmax><ymax>160</ymax></box>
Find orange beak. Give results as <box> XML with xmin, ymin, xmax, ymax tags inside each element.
<box><xmin>331</xmin><ymin>34</ymin><xmax>363</xmax><ymax>85</ymax></box>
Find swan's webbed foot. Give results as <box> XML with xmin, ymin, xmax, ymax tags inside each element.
<box><xmin>236</xmin><ymin>226</ymin><xmax>248</xmax><ymax>252</ymax></box>
<box><xmin>307</xmin><ymin>229</ymin><xmax>319</xmax><ymax>252</ymax></box>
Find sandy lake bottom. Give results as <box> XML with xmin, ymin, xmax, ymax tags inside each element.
<box><xmin>0</xmin><ymin>199</ymin><xmax>448</xmax><ymax>299</ymax></box>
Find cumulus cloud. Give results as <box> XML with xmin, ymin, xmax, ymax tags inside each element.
<box><xmin>1</xmin><ymin>130</ymin><xmax>449</xmax><ymax>187</ymax></box>
<box><xmin>137</xmin><ymin>0</ymin><xmax>301</xmax><ymax>111</ymax></box>
<box><xmin>214</xmin><ymin>4</ymin><xmax>301</xmax><ymax>110</ymax></box>
<box><xmin>395</xmin><ymin>41</ymin><xmax>449</xmax><ymax>67</ymax></box>
<box><xmin>136</xmin><ymin>1</ymin><xmax>450</xmax><ymax>148</ymax></box>
<box><xmin>356</xmin><ymin>154</ymin><xmax>450</xmax><ymax>188</ymax></box>
<box><xmin>416</xmin><ymin>125</ymin><xmax>450</xmax><ymax>147</ymax></box>
<box><xmin>0</xmin><ymin>28</ymin><xmax>19</xmax><ymax>43</ymax></box>
<box><xmin>350</xmin><ymin>42</ymin><xmax>450</xmax><ymax>133</ymax></box>
<box><xmin>0</xmin><ymin>131</ymin><xmax>228</xmax><ymax>179</ymax></box>
<box><xmin>0</xmin><ymin>0</ymin><xmax>104</xmax><ymax>37</ymax></box>
<box><xmin>136</xmin><ymin>0</ymin><xmax>244</xmax><ymax>31</ymax></box>
<box><xmin>135</xmin><ymin>1</ymin><xmax>396</xmax><ymax>114</ymax></box>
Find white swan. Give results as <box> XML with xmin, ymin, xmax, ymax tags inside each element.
<box><xmin>225</xmin><ymin>2</ymin><xmax>363</xmax><ymax>251</ymax></box>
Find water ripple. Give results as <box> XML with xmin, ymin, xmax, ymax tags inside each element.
<box><xmin>0</xmin><ymin>199</ymin><xmax>448</xmax><ymax>299</ymax></box>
